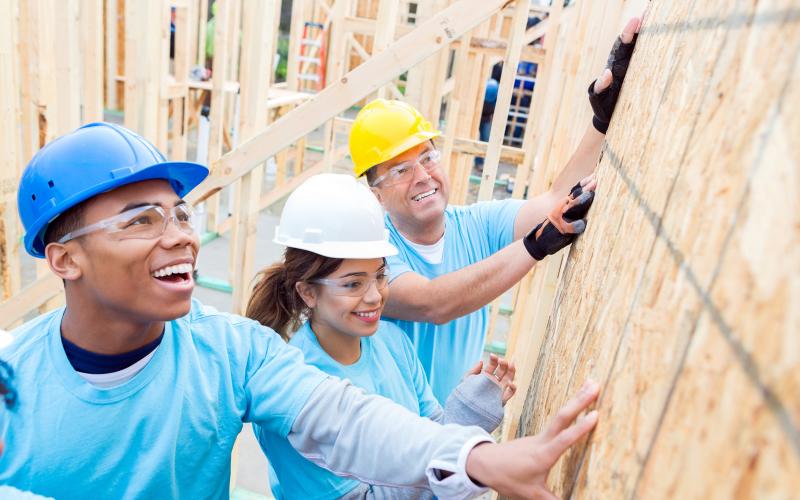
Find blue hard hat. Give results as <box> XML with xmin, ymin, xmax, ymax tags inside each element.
<box><xmin>484</xmin><ymin>79</ymin><xmax>499</xmax><ymax>103</ymax></box>
<box><xmin>18</xmin><ymin>122</ymin><xmax>209</xmax><ymax>258</ymax></box>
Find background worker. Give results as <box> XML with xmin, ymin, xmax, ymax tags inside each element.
<box><xmin>349</xmin><ymin>18</ymin><xmax>641</xmax><ymax>403</ymax></box>
<box><xmin>246</xmin><ymin>174</ymin><xmax>516</xmax><ymax>499</ymax></box>
<box><xmin>2</xmin><ymin>121</ymin><xmax>600</xmax><ymax>499</ymax></box>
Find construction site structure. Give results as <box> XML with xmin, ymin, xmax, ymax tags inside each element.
<box><xmin>0</xmin><ymin>0</ymin><xmax>797</xmax><ymax>498</ymax></box>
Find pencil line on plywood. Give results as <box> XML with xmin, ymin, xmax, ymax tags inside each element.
<box><xmin>606</xmin><ymin>141</ymin><xmax>800</xmax><ymax>462</ymax></box>
<box><xmin>564</xmin><ymin>3</ymin><xmax>798</xmax><ymax>492</ymax></box>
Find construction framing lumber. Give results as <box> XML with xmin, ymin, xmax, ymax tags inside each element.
<box><xmin>189</xmin><ymin>0</ymin><xmax>514</xmax><ymax>202</ymax></box>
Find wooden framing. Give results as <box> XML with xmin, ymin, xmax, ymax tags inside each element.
<box><xmin>0</xmin><ymin>0</ymin><xmax>21</xmax><ymax>302</ymax></box>
<box><xmin>3</xmin><ymin>1</ymin><xmax>796</xmax><ymax>498</ymax></box>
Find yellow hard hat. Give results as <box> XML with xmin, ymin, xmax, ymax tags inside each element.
<box><xmin>349</xmin><ymin>99</ymin><xmax>442</xmax><ymax>178</ymax></box>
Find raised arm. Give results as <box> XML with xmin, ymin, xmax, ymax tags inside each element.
<box><xmin>383</xmin><ymin>238</ymin><xmax>535</xmax><ymax>323</ymax></box>
<box><xmin>513</xmin><ymin>17</ymin><xmax>642</xmax><ymax>240</ymax></box>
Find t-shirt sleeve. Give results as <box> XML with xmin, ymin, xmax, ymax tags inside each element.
<box><xmin>386</xmin><ymin>251</ymin><xmax>413</xmax><ymax>284</ymax></box>
<box><xmin>238</xmin><ymin>319</ymin><xmax>329</xmax><ymax>437</ymax></box>
<box><xmin>469</xmin><ymin>199</ymin><xmax>525</xmax><ymax>253</ymax></box>
<box><xmin>386</xmin><ymin>322</ymin><xmax>441</xmax><ymax>419</ymax></box>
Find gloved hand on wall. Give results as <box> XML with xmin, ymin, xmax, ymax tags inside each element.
<box><xmin>523</xmin><ymin>177</ymin><xmax>596</xmax><ymax>261</ymax></box>
<box><xmin>588</xmin><ymin>17</ymin><xmax>643</xmax><ymax>133</ymax></box>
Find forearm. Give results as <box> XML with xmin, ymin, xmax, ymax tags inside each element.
<box><xmin>289</xmin><ymin>378</ymin><xmax>492</xmax><ymax>499</ymax></box>
<box><xmin>513</xmin><ymin>125</ymin><xmax>603</xmax><ymax>239</ymax></box>
<box><xmin>550</xmin><ymin>124</ymin><xmax>604</xmax><ymax>196</ymax></box>
<box><xmin>383</xmin><ymin>240</ymin><xmax>535</xmax><ymax>324</ymax></box>
<box><xmin>443</xmin><ymin>374</ymin><xmax>504</xmax><ymax>433</ymax></box>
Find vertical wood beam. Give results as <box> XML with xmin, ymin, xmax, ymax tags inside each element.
<box><xmin>372</xmin><ymin>0</ymin><xmax>399</xmax><ymax>99</ymax></box>
<box><xmin>81</xmin><ymin>0</ymin><xmax>104</xmax><ymax>122</ymax></box>
<box><xmin>123</xmin><ymin>0</ymin><xmax>167</xmax><ymax>143</ymax></box>
<box><xmin>477</xmin><ymin>0</ymin><xmax>529</xmax><ymax>201</ymax></box>
<box><xmin>0</xmin><ymin>0</ymin><xmax>22</xmax><ymax>300</ymax></box>
<box><xmin>105</xmin><ymin>0</ymin><xmax>120</xmax><ymax>110</ymax></box>
<box><xmin>230</xmin><ymin>0</ymin><xmax>276</xmax><ymax>315</ymax></box>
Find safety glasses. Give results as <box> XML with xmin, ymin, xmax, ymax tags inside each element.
<box><xmin>369</xmin><ymin>149</ymin><xmax>442</xmax><ymax>188</ymax></box>
<box><xmin>311</xmin><ymin>271</ymin><xmax>390</xmax><ymax>297</ymax></box>
<box><xmin>57</xmin><ymin>203</ymin><xmax>196</xmax><ymax>244</ymax></box>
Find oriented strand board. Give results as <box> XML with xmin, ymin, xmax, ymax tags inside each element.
<box><xmin>515</xmin><ymin>1</ymin><xmax>800</xmax><ymax>498</ymax></box>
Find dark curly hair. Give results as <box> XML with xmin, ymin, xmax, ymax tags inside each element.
<box><xmin>0</xmin><ymin>359</ymin><xmax>17</xmax><ymax>409</ymax></box>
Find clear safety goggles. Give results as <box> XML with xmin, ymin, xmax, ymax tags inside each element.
<box><xmin>311</xmin><ymin>271</ymin><xmax>390</xmax><ymax>297</ymax></box>
<box><xmin>57</xmin><ymin>203</ymin><xmax>196</xmax><ymax>244</ymax></box>
<box><xmin>369</xmin><ymin>149</ymin><xmax>442</xmax><ymax>188</ymax></box>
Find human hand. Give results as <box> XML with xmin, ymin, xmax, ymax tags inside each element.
<box><xmin>481</xmin><ymin>354</ymin><xmax>517</xmax><ymax>405</ymax></box>
<box><xmin>465</xmin><ymin>380</ymin><xmax>600</xmax><ymax>499</ymax></box>
<box><xmin>522</xmin><ymin>180</ymin><xmax>595</xmax><ymax>260</ymax></box>
<box><xmin>588</xmin><ymin>17</ymin><xmax>642</xmax><ymax>133</ymax></box>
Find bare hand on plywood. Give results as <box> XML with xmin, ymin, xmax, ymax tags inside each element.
<box><xmin>465</xmin><ymin>380</ymin><xmax>601</xmax><ymax>499</ymax></box>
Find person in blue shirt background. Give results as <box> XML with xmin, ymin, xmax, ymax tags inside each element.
<box><xmin>0</xmin><ymin>120</ymin><xmax>603</xmax><ymax>499</ymax></box>
<box><xmin>246</xmin><ymin>174</ymin><xmax>517</xmax><ymax>499</ymax></box>
<box><xmin>347</xmin><ymin>18</ymin><xmax>641</xmax><ymax>403</ymax></box>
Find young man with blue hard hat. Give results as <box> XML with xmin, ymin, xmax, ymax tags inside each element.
<box><xmin>350</xmin><ymin>19</ymin><xmax>641</xmax><ymax>403</ymax></box>
<box><xmin>0</xmin><ymin>120</ymin><xmax>602</xmax><ymax>499</ymax></box>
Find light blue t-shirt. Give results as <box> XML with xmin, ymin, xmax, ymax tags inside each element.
<box><xmin>0</xmin><ymin>299</ymin><xmax>328</xmax><ymax>500</ymax></box>
<box><xmin>256</xmin><ymin>320</ymin><xmax>440</xmax><ymax>500</ymax></box>
<box><xmin>385</xmin><ymin>199</ymin><xmax>524</xmax><ymax>403</ymax></box>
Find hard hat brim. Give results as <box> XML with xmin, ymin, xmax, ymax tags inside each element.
<box><xmin>24</xmin><ymin>161</ymin><xmax>209</xmax><ymax>258</ymax></box>
<box><xmin>355</xmin><ymin>129</ymin><xmax>441</xmax><ymax>178</ymax></box>
<box><xmin>274</xmin><ymin>237</ymin><xmax>399</xmax><ymax>259</ymax></box>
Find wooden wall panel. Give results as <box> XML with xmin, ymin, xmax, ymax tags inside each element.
<box><xmin>515</xmin><ymin>1</ymin><xmax>800</xmax><ymax>498</ymax></box>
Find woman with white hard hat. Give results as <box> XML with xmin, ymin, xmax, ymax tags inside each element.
<box><xmin>246</xmin><ymin>174</ymin><xmax>517</xmax><ymax>499</ymax></box>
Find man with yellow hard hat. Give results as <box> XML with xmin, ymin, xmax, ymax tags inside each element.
<box><xmin>349</xmin><ymin>19</ymin><xmax>641</xmax><ymax>403</ymax></box>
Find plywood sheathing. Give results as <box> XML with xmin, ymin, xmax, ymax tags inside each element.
<box><xmin>513</xmin><ymin>2</ymin><xmax>800</xmax><ymax>498</ymax></box>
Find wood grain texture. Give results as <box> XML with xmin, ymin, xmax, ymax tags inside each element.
<box><xmin>513</xmin><ymin>1</ymin><xmax>800</xmax><ymax>498</ymax></box>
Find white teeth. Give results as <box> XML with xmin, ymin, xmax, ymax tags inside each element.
<box><xmin>413</xmin><ymin>189</ymin><xmax>437</xmax><ymax>202</ymax></box>
<box><xmin>355</xmin><ymin>311</ymin><xmax>378</xmax><ymax>318</ymax></box>
<box><xmin>152</xmin><ymin>263</ymin><xmax>193</xmax><ymax>278</ymax></box>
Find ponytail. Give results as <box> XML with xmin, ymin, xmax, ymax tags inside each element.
<box><xmin>246</xmin><ymin>248</ymin><xmax>344</xmax><ymax>341</ymax></box>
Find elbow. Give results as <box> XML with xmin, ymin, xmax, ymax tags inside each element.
<box><xmin>419</xmin><ymin>302</ymin><xmax>457</xmax><ymax>325</ymax></box>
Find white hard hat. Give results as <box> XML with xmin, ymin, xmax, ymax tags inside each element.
<box><xmin>274</xmin><ymin>174</ymin><xmax>398</xmax><ymax>259</ymax></box>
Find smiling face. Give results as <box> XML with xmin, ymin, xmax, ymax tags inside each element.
<box><xmin>51</xmin><ymin>179</ymin><xmax>200</xmax><ymax>324</ymax></box>
<box><xmin>299</xmin><ymin>258</ymin><xmax>388</xmax><ymax>341</ymax></box>
<box><xmin>369</xmin><ymin>142</ymin><xmax>449</xmax><ymax>236</ymax></box>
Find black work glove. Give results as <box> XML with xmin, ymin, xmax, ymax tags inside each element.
<box><xmin>588</xmin><ymin>32</ymin><xmax>639</xmax><ymax>133</ymax></box>
<box><xmin>523</xmin><ymin>183</ymin><xmax>595</xmax><ymax>261</ymax></box>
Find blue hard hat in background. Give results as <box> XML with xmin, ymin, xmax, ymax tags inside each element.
<box><xmin>484</xmin><ymin>78</ymin><xmax>499</xmax><ymax>103</ymax></box>
<box><xmin>18</xmin><ymin>122</ymin><xmax>209</xmax><ymax>258</ymax></box>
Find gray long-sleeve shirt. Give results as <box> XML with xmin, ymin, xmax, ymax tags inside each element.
<box><xmin>288</xmin><ymin>377</ymin><xmax>495</xmax><ymax>499</ymax></box>
<box><xmin>339</xmin><ymin>374</ymin><xmax>505</xmax><ymax>499</ymax></box>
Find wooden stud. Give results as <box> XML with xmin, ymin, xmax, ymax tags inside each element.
<box><xmin>0</xmin><ymin>0</ymin><xmax>22</xmax><ymax>301</ymax></box>
<box><xmin>123</xmin><ymin>0</ymin><xmax>166</xmax><ymax>143</ymax></box>
<box><xmin>372</xmin><ymin>0</ymin><xmax>400</xmax><ymax>99</ymax></box>
<box><xmin>105</xmin><ymin>0</ymin><xmax>120</xmax><ymax>110</ymax></box>
<box><xmin>80</xmin><ymin>0</ymin><xmax>104</xmax><ymax>122</ymax></box>
<box><xmin>54</xmin><ymin>0</ymin><xmax>82</xmax><ymax>134</ymax></box>
<box><xmin>172</xmin><ymin>0</ymin><xmax>194</xmax><ymax>161</ymax></box>
<box><xmin>204</xmin><ymin>0</ymin><xmax>234</xmax><ymax>232</ymax></box>
<box><xmin>229</xmin><ymin>0</ymin><xmax>277</xmax><ymax>315</ymax></box>
<box><xmin>476</xmin><ymin>0</ymin><xmax>529</xmax><ymax>202</ymax></box>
